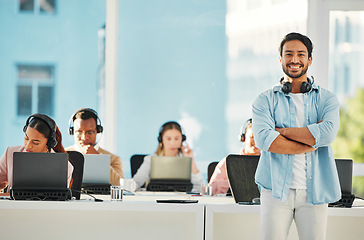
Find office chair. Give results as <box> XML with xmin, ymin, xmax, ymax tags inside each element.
<box><xmin>130</xmin><ymin>154</ymin><xmax>147</xmax><ymax>188</ymax></box>
<box><xmin>67</xmin><ymin>151</ymin><xmax>85</xmax><ymax>200</ymax></box>
<box><xmin>130</xmin><ymin>154</ymin><xmax>147</xmax><ymax>177</ymax></box>
<box><xmin>207</xmin><ymin>161</ymin><xmax>219</xmax><ymax>182</ymax></box>
<box><xmin>226</xmin><ymin>154</ymin><xmax>260</xmax><ymax>203</ymax></box>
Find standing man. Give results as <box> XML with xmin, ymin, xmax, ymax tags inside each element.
<box><xmin>252</xmin><ymin>32</ymin><xmax>341</xmax><ymax>240</ymax></box>
<box><xmin>66</xmin><ymin>108</ymin><xmax>124</xmax><ymax>186</ymax></box>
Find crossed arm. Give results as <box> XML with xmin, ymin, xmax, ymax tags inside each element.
<box><xmin>268</xmin><ymin>127</ymin><xmax>317</xmax><ymax>155</ymax></box>
<box><xmin>254</xmin><ymin>90</ymin><xmax>340</xmax><ymax>155</ymax></box>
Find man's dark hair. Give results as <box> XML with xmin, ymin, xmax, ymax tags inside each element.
<box><xmin>279</xmin><ymin>32</ymin><xmax>313</xmax><ymax>58</ymax></box>
<box><xmin>74</xmin><ymin>110</ymin><xmax>98</xmax><ymax>122</ymax></box>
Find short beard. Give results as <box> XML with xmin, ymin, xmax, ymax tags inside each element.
<box><xmin>282</xmin><ymin>64</ymin><xmax>308</xmax><ymax>79</ymax></box>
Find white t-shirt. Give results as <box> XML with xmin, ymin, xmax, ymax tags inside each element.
<box><xmin>290</xmin><ymin>93</ymin><xmax>307</xmax><ymax>189</ymax></box>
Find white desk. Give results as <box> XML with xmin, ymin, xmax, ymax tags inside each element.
<box><xmin>0</xmin><ymin>199</ymin><xmax>204</xmax><ymax>240</ymax></box>
<box><xmin>2</xmin><ymin>193</ymin><xmax>364</xmax><ymax>240</ymax></box>
<box><xmin>122</xmin><ymin>191</ymin><xmax>235</xmax><ymax>204</ymax></box>
<box><xmin>205</xmin><ymin>200</ymin><xmax>364</xmax><ymax>240</ymax></box>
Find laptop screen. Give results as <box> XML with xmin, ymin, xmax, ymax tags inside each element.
<box><xmin>150</xmin><ymin>156</ymin><xmax>192</xmax><ymax>181</ymax></box>
<box><xmin>82</xmin><ymin>154</ymin><xmax>110</xmax><ymax>184</ymax></box>
<box><xmin>12</xmin><ymin>152</ymin><xmax>68</xmax><ymax>189</ymax></box>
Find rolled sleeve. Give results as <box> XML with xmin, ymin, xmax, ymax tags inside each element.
<box><xmin>252</xmin><ymin>93</ymin><xmax>280</xmax><ymax>152</ymax></box>
<box><xmin>308</xmin><ymin>91</ymin><xmax>340</xmax><ymax>148</ymax></box>
<box><xmin>307</xmin><ymin>124</ymin><xmax>320</xmax><ymax>148</ymax></box>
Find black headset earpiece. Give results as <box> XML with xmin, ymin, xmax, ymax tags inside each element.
<box><xmin>280</xmin><ymin>76</ymin><xmax>314</xmax><ymax>94</ymax></box>
<box><xmin>157</xmin><ymin>121</ymin><xmax>186</xmax><ymax>143</ymax></box>
<box><xmin>280</xmin><ymin>77</ymin><xmax>292</xmax><ymax>94</ymax></box>
<box><xmin>240</xmin><ymin>118</ymin><xmax>252</xmax><ymax>142</ymax></box>
<box><xmin>68</xmin><ymin>108</ymin><xmax>103</xmax><ymax>135</ymax></box>
<box><xmin>300</xmin><ymin>76</ymin><xmax>314</xmax><ymax>93</ymax></box>
<box><xmin>24</xmin><ymin>114</ymin><xmax>58</xmax><ymax>149</ymax></box>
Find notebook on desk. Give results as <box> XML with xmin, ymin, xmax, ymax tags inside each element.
<box><xmin>329</xmin><ymin>159</ymin><xmax>355</xmax><ymax>208</ymax></box>
<box><xmin>81</xmin><ymin>154</ymin><xmax>111</xmax><ymax>195</ymax></box>
<box><xmin>147</xmin><ymin>156</ymin><xmax>193</xmax><ymax>192</ymax></box>
<box><xmin>11</xmin><ymin>152</ymin><xmax>71</xmax><ymax>201</ymax></box>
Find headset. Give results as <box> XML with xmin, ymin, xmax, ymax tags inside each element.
<box><xmin>23</xmin><ymin>114</ymin><xmax>58</xmax><ymax>149</ymax></box>
<box><xmin>68</xmin><ymin>108</ymin><xmax>103</xmax><ymax>135</ymax></box>
<box><xmin>239</xmin><ymin>118</ymin><xmax>252</xmax><ymax>142</ymax></box>
<box><xmin>280</xmin><ymin>76</ymin><xmax>314</xmax><ymax>94</ymax></box>
<box><xmin>157</xmin><ymin>121</ymin><xmax>186</xmax><ymax>143</ymax></box>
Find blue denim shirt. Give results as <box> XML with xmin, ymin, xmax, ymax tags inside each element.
<box><xmin>252</xmin><ymin>83</ymin><xmax>341</xmax><ymax>204</ymax></box>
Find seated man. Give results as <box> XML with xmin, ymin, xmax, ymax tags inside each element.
<box><xmin>209</xmin><ymin>118</ymin><xmax>260</xmax><ymax>195</ymax></box>
<box><xmin>66</xmin><ymin>108</ymin><xmax>124</xmax><ymax>186</ymax></box>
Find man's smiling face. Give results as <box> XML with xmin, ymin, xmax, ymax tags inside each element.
<box><xmin>280</xmin><ymin>40</ymin><xmax>312</xmax><ymax>79</ymax></box>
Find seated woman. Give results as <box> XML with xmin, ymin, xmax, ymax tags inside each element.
<box><xmin>0</xmin><ymin>114</ymin><xmax>74</xmax><ymax>192</ymax></box>
<box><xmin>209</xmin><ymin>118</ymin><xmax>260</xmax><ymax>195</ymax></box>
<box><xmin>133</xmin><ymin>121</ymin><xmax>204</xmax><ymax>192</ymax></box>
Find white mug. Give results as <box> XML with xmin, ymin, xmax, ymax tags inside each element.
<box><xmin>120</xmin><ymin>179</ymin><xmax>137</xmax><ymax>192</ymax></box>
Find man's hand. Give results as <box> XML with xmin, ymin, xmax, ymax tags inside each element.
<box><xmin>79</xmin><ymin>144</ymin><xmax>99</xmax><ymax>154</ymax></box>
<box><xmin>268</xmin><ymin>135</ymin><xmax>316</xmax><ymax>154</ymax></box>
<box><xmin>275</xmin><ymin>127</ymin><xmax>315</xmax><ymax>146</ymax></box>
<box><xmin>275</xmin><ymin>119</ymin><xmax>322</xmax><ymax>147</ymax></box>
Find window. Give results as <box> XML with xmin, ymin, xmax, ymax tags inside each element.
<box><xmin>345</xmin><ymin>16</ymin><xmax>351</xmax><ymax>43</ymax></box>
<box><xmin>19</xmin><ymin>0</ymin><xmax>56</xmax><ymax>14</ymax></box>
<box><xmin>19</xmin><ymin>0</ymin><xmax>34</xmax><ymax>12</ymax></box>
<box><xmin>17</xmin><ymin>65</ymin><xmax>55</xmax><ymax>116</ymax></box>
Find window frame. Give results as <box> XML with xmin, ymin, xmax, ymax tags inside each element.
<box><xmin>16</xmin><ymin>64</ymin><xmax>55</xmax><ymax>117</ymax></box>
<box><xmin>18</xmin><ymin>0</ymin><xmax>56</xmax><ymax>15</ymax></box>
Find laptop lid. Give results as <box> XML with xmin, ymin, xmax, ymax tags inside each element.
<box><xmin>150</xmin><ymin>156</ymin><xmax>192</xmax><ymax>181</ymax></box>
<box><xmin>82</xmin><ymin>154</ymin><xmax>110</xmax><ymax>184</ymax></box>
<box><xmin>12</xmin><ymin>152</ymin><xmax>68</xmax><ymax>189</ymax></box>
<box><xmin>335</xmin><ymin>159</ymin><xmax>353</xmax><ymax>195</ymax></box>
<box><xmin>226</xmin><ymin>154</ymin><xmax>260</xmax><ymax>203</ymax></box>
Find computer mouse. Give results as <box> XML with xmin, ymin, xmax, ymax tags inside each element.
<box><xmin>252</xmin><ymin>197</ymin><xmax>260</xmax><ymax>204</ymax></box>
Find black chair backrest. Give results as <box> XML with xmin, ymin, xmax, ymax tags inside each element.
<box><xmin>207</xmin><ymin>161</ymin><xmax>219</xmax><ymax>183</ymax></box>
<box><xmin>226</xmin><ymin>154</ymin><xmax>260</xmax><ymax>203</ymax></box>
<box><xmin>67</xmin><ymin>151</ymin><xmax>85</xmax><ymax>200</ymax></box>
<box><xmin>130</xmin><ymin>154</ymin><xmax>147</xmax><ymax>177</ymax></box>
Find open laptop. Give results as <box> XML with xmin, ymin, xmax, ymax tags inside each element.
<box><xmin>226</xmin><ymin>154</ymin><xmax>260</xmax><ymax>204</ymax></box>
<box><xmin>81</xmin><ymin>154</ymin><xmax>111</xmax><ymax>195</ymax></box>
<box><xmin>11</xmin><ymin>152</ymin><xmax>71</xmax><ymax>201</ymax></box>
<box><xmin>147</xmin><ymin>156</ymin><xmax>193</xmax><ymax>192</ymax></box>
<box><xmin>329</xmin><ymin>159</ymin><xmax>355</xmax><ymax>208</ymax></box>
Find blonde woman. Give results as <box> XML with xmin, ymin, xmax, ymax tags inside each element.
<box><xmin>133</xmin><ymin>121</ymin><xmax>203</xmax><ymax>191</ymax></box>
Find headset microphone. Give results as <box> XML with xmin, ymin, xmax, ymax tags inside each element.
<box><xmin>24</xmin><ymin>114</ymin><xmax>58</xmax><ymax>150</ymax></box>
<box><xmin>157</xmin><ymin>121</ymin><xmax>186</xmax><ymax>143</ymax></box>
<box><xmin>68</xmin><ymin>108</ymin><xmax>103</xmax><ymax>147</ymax></box>
<box><xmin>68</xmin><ymin>108</ymin><xmax>103</xmax><ymax>135</ymax></box>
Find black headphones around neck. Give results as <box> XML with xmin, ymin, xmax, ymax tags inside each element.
<box><xmin>68</xmin><ymin>108</ymin><xmax>103</xmax><ymax>135</ymax></box>
<box><xmin>157</xmin><ymin>121</ymin><xmax>186</xmax><ymax>143</ymax></box>
<box><xmin>23</xmin><ymin>114</ymin><xmax>58</xmax><ymax>149</ymax></box>
<box><xmin>280</xmin><ymin>76</ymin><xmax>314</xmax><ymax>94</ymax></box>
